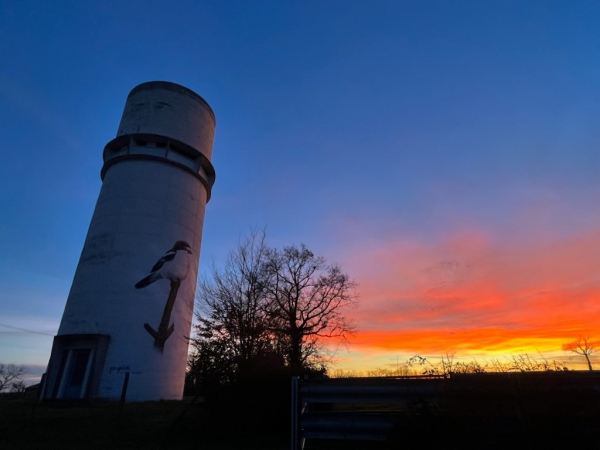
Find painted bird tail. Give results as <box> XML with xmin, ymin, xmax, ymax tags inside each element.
<box><xmin>135</xmin><ymin>272</ymin><xmax>163</xmax><ymax>288</ymax></box>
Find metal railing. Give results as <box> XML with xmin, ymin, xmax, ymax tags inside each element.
<box><xmin>291</xmin><ymin>375</ymin><xmax>446</xmax><ymax>449</ymax></box>
<box><xmin>291</xmin><ymin>371</ymin><xmax>600</xmax><ymax>450</ymax></box>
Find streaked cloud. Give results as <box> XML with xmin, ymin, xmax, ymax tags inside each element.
<box><xmin>339</xmin><ymin>227</ymin><xmax>600</xmax><ymax>356</ymax></box>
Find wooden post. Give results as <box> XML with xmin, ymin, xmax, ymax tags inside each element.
<box><xmin>120</xmin><ymin>372</ymin><xmax>130</xmax><ymax>410</ymax></box>
<box><xmin>291</xmin><ymin>376</ymin><xmax>299</xmax><ymax>450</ymax></box>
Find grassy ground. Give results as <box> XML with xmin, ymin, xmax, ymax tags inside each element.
<box><xmin>0</xmin><ymin>397</ymin><xmax>288</xmax><ymax>450</ymax></box>
<box><xmin>2</xmin><ymin>377</ymin><xmax>598</xmax><ymax>450</ymax></box>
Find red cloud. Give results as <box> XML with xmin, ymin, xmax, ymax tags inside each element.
<box><xmin>340</xmin><ymin>228</ymin><xmax>600</xmax><ymax>355</ymax></box>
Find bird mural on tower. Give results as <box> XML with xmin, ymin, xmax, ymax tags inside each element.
<box><xmin>135</xmin><ymin>240</ymin><xmax>193</xmax><ymax>351</ymax></box>
<box><xmin>135</xmin><ymin>241</ymin><xmax>192</xmax><ymax>288</ymax></box>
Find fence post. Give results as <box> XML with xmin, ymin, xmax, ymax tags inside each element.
<box><xmin>291</xmin><ymin>376</ymin><xmax>299</xmax><ymax>450</ymax></box>
<box><xmin>119</xmin><ymin>371</ymin><xmax>130</xmax><ymax>427</ymax></box>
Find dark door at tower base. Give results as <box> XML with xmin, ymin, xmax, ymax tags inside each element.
<box><xmin>60</xmin><ymin>349</ymin><xmax>93</xmax><ymax>399</ymax></box>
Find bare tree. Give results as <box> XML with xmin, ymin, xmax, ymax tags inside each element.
<box><xmin>190</xmin><ymin>237</ymin><xmax>358</xmax><ymax>386</ymax></box>
<box><xmin>194</xmin><ymin>232</ymin><xmax>274</xmax><ymax>379</ymax></box>
<box><xmin>11</xmin><ymin>380</ymin><xmax>27</xmax><ymax>393</ymax></box>
<box><xmin>0</xmin><ymin>364</ymin><xmax>26</xmax><ymax>392</ymax></box>
<box><xmin>563</xmin><ymin>336</ymin><xmax>597</xmax><ymax>371</ymax></box>
<box><xmin>264</xmin><ymin>244</ymin><xmax>357</xmax><ymax>372</ymax></box>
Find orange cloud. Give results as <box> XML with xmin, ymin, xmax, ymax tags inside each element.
<box><xmin>340</xmin><ymin>228</ymin><xmax>600</xmax><ymax>356</ymax></box>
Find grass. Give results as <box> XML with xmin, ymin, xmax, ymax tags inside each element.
<box><xmin>0</xmin><ymin>397</ymin><xmax>288</xmax><ymax>450</ymax></box>
<box><xmin>3</xmin><ymin>372</ymin><xmax>598</xmax><ymax>450</ymax></box>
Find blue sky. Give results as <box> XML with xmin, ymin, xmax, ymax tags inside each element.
<box><xmin>1</xmin><ymin>1</ymin><xmax>600</xmax><ymax>375</ymax></box>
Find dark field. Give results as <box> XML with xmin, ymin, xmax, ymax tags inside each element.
<box><xmin>0</xmin><ymin>397</ymin><xmax>288</xmax><ymax>450</ymax></box>
<box><xmin>2</xmin><ymin>396</ymin><xmax>597</xmax><ymax>450</ymax></box>
<box><xmin>2</xmin><ymin>372</ymin><xmax>598</xmax><ymax>450</ymax></box>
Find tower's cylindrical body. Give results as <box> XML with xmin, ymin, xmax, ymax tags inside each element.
<box><xmin>45</xmin><ymin>82</ymin><xmax>216</xmax><ymax>401</ymax></box>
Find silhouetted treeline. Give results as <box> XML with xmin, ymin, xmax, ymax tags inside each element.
<box><xmin>331</xmin><ymin>352</ymin><xmax>572</xmax><ymax>378</ymax></box>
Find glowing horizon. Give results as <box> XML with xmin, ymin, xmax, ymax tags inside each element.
<box><xmin>327</xmin><ymin>223</ymin><xmax>600</xmax><ymax>372</ymax></box>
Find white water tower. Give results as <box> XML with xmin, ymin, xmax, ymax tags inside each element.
<box><xmin>44</xmin><ymin>81</ymin><xmax>216</xmax><ymax>401</ymax></box>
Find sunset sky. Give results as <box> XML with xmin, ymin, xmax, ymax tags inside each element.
<box><xmin>1</xmin><ymin>1</ymin><xmax>599</xmax><ymax>381</ymax></box>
